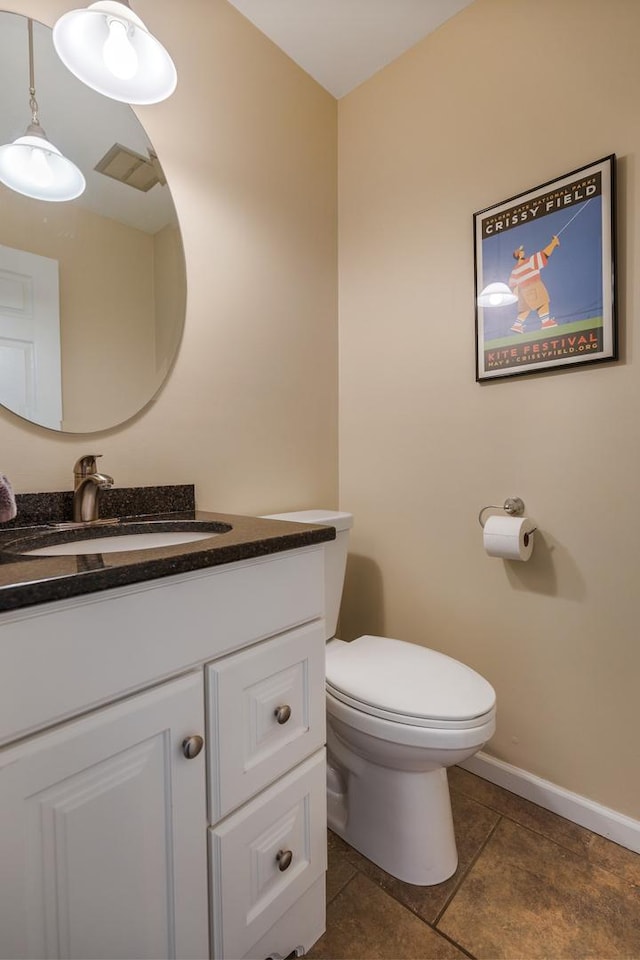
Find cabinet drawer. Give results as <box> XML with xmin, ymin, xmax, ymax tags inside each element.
<box><xmin>206</xmin><ymin>622</ymin><xmax>325</xmax><ymax>821</ymax></box>
<box><xmin>208</xmin><ymin>750</ymin><xmax>326</xmax><ymax>960</ymax></box>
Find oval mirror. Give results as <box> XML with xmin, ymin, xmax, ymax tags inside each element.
<box><xmin>0</xmin><ymin>11</ymin><xmax>185</xmax><ymax>433</ymax></box>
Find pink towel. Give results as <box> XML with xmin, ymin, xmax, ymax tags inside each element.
<box><xmin>0</xmin><ymin>474</ymin><xmax>17</xmax><ymax>522</ymax></box>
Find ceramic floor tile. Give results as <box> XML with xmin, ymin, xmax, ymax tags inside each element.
<box><xmin>326</xmin><ymin>789</ymin><xmax>500</xmax><ymax>924</ymax></box>
<box><xmin>327</xmin><ymin>829</ymin><xmax>359</xmax><ymax>904</ymax></box>
<box><xmin>448</xmin><ymin>766</ymin><xmax>595</xmax><ymax>857</ymax></box>
<box><xmin>307</xmin><ymin>872</ymin><xmax>467</xmax><ymax>960</ymax></box>
<box><xmin>438</xmin><ymin>817</ymin><xmax>640</xmax><ymax>959</ymax></box>
<box><xmin>586</xmin><ymin>833</ymin><xmax>640</xmax><ymax>888</ymax></box>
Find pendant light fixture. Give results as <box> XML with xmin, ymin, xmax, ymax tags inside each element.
<box><xmin>477</xmin><ymin>282</ymin><xmax>517</xmax><ymax>308</ymax></box>
<box><xmin>0</xmin><ymin>19</ymin><xmax>85</xmax><ymax>202</ymax></box>
<box><xmin>53</xmin><ymin>1</ymin><xmax>177</xmax><ymax>105</ymax></box>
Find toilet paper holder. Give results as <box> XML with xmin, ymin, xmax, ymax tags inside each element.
<box><xmin>478</xmin><ymin>497</ymin><xmax>537</xmax><ymax>533</ymax></box>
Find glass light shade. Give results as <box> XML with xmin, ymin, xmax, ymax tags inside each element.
<box><xmin>0</xmin><ymin>132</ymin><xmax>86</xmax><ymax>201</ymax></box>
<box><xmin>53</xmin><ymin>1</ymin><xmax>177</xmax><ymax>105</ymax></box>
<box><xmin>477</xmin><ymin>282</ymin><xmax>518</xmax><ymax>308</ymax></box>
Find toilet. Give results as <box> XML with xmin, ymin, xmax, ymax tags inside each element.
<box><xmin>262</xmin><ymin>509</ymin><xmax>496</xmax><ymax>886</ymax></box>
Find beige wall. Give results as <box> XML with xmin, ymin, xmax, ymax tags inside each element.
<box><xmin>58</xmin><ymin>210</ymin><xmax>155</xmax><ymax>432</ymax></box>
<box><xmin>154</xmin><ymin>223</ymin><xmax>186</xmax><ymax>380</ymax></box>
<box><xmin>0</xmin><ymin>0</ymin><xmax>338</xmax><ymax>515</ymax></box>
<box><xmin>338</xmin><ymin>0</ymin><xmax>640</xmax><ymax>818</ymax></box>
<box><xmin>0</xmin><ymin>189</ymin><xmax>157</xmax><ymax>431</ymax></box>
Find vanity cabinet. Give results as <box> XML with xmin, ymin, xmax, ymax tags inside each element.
<box><xmin>0</xmin><ymin>545</ymin><xmax>327</xmax><ymax>960</ymax></box>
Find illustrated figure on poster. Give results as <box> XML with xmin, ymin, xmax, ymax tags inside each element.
<box><xmin>508</xmin><ymin>235</ymin><xmax>560</xmax><ymax>333</ymax></box>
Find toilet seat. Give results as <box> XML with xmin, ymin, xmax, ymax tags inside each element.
<box><xmin>326</xmin><ymin>635</ymin><xmax>496</xmax><ymax>730</ymax></box>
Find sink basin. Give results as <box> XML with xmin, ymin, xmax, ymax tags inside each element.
<box><xmin>3</xmin><ymin>520</ymin><xmax>231</xmax><ymax>557</ymax></box>
<box><xmin>25</xmin><ymin>531</ymin><xmax>218</xmax><ymax>556</ymax></box>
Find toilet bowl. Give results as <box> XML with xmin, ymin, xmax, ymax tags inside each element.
<box><xmin>262</xmin><ymin>509</ymin><xmax>496</xmax><ymax>886</ymax></box>
<box><xmin>326</xmin><ymin>634</ymin><xmax>495</xmax><ymax>884</ymax></box>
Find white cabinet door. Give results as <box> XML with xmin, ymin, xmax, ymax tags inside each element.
<box><xmin>0</xmin><ymin>672</ymin><xmax>208</xmax><ymax>960</ymax></box>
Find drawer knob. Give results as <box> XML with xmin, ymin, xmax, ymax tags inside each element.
<box><xmin>276</xmin><ymin>848</ymin><xmax>293</xmax><ymax>871</ymax></box>
<box><xmin>182</xmin><ymin>735</ymin><xmax>204</xmax><ymax>759</ymax></box>
<box><xmin>274</xmin><ymin>704</ymin><xmax>292</xmax><ymax>724</ymax></box>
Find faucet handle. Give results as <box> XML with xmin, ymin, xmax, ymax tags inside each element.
<box><xmin>73</xmin><ymin>454</ymin><xmax>102</xmax><ymax>479</ymax></box>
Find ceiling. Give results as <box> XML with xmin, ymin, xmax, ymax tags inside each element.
<box><xmin>226</xmin><ymin>0</ymin><xmax>475</xmax><ymax>98</ymax></box>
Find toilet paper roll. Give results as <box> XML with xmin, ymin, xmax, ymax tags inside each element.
<box><xmin>483</xmin><ymin>515</ymin><xmax>535</xmax><ymax>561</ymax></box>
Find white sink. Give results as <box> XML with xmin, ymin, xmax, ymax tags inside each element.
<box><xmin>24</xmin><ymin>530</ymin><xmax>220</xmax><ymax>556</ymax></box>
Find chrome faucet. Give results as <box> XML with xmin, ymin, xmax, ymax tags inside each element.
<box><xmin>72</xmin><ymin>454</ymin><xmax>114</xmax><ymax>523</ymax></box>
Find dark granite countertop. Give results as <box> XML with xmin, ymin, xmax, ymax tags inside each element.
<box><xmin>0</xmin><ymin>485</ymin><xmax>334</xmax><ymax>613</ymax></box>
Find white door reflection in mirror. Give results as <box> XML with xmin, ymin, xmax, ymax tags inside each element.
<box><xmin>0</xmin><ymin>244</ymin><xmax>61</xmax><ymax>430</ymax></box>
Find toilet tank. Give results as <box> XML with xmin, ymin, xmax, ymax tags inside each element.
<box><xmin>261</xmin><ymin>510</ymin><xmax>353</xmax><ymax>640</ymax></box>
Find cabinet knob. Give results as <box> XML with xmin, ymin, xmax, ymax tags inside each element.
<box><xmin>182</xmin><ymin>735</ymin><xmax>204</xmax><ymax>759</ymax></box>
<box><xmin>274</xmin><ymin>704</ymin><xmax>292</xmax><ymax>724</ymax></box>
<box><xmin>276</xmin><ymin>848</ymin><xmax>293</xmax><ymax>871</ymax></box>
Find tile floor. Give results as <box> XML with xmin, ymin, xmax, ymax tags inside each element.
<box><xmin>307</xmin><ymin>767</ymin><xmax>640</xmax><ymax>960</ymax></box>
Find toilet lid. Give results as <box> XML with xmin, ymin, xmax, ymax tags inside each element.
<box><xmin>326</xmin><ymin>635</ymin><xmax>496</xmax><ymax>725</ymax></box>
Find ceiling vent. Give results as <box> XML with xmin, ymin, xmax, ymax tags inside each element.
<box><xmin>94</xmin><ymin>144</ymin><xmax>166</xmax><ymax>192</ymax></box>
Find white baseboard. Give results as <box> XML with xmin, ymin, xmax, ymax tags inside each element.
<box><xmin>459</xmin><ymin>752</ymin><xmax>640</xmax><ymax>855</ymax></box>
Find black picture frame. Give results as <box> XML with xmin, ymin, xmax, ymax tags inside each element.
<box><xmin>474</xmin><ymin>155</ymin><xmax>617</xmax><ymax>381</ymax></box>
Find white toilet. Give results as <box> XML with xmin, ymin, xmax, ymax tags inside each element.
<box><xmin>263</xmin><ymin>509</ymin><xmax>496</xmax><ymax>886</ymax></box>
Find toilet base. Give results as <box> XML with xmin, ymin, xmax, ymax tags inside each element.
<box><xmin>327</xmin><ymin>734</ymin><xmax>458</xmax><ymax>885</ymax></box>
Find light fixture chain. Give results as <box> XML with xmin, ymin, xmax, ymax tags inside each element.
<box><xmin>27</xmin><ymin>18</ymin><xmax>40</xmax><ymax>126</ymax></box>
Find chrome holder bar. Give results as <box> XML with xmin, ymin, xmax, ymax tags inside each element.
<box><xmin>478</xmin><ymin>496</ymin><xmax>529</xmax><ymax>529</ymax></box>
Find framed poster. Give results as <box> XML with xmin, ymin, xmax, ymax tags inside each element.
<box><xmin>474</xmin><ymin>155</ymin><xmax>617</xmax><ymax>381</ymax></box>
